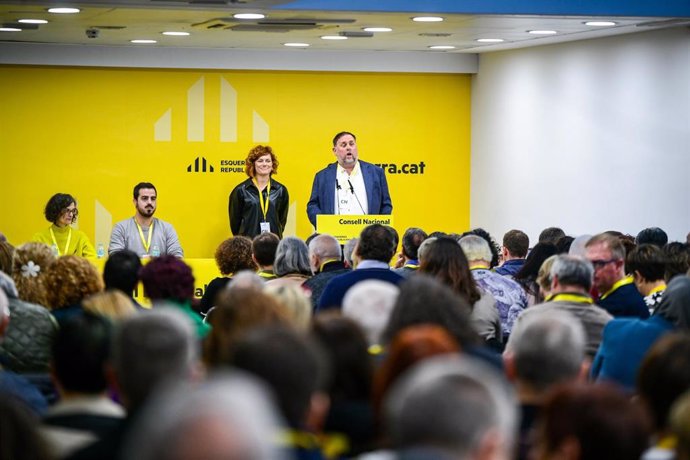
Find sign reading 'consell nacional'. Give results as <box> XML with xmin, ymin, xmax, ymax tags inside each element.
<box><xmin>317</xmin><ymin>215</ymin><xmax>395</xmax><ymax>243</ymax></box>
<box><xmin>338</xmin><ymin>217</ymin><xmax>392</xmax><ymax>225</ymax></box>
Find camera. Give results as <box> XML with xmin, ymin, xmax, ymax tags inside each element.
<box><xmin>86</xmin><ymin>28</ymin><xmax>99</xmax><ymax>39</ymax></box>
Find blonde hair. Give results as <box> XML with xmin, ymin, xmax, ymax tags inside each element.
<box><xmin>264</xmin><ymin>284</ymin><xmax>312</xmax><ymax>332</ymax></box>
<box><xmin>12</xmin><ymin>242</ymin><xmax>56</xmax><ymax>307</ymax></box>
<box><xmin>537</xmin><ymin>255</ymin><xmax>559</xmax><ymax>296</ymax></box>
<box><xmin>82</xmin><ymin>290</ymin><xmax>137</xmax><ymax>321</ymax></box>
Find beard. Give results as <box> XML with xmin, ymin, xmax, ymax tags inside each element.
<box><xmin>137</xmin><ymin>205</ymin><xmax>155</xmax><ymax>217</ymax></box>
<box><xmin>340</xmin><ymin>157</ymin><xmax>356</xmax><ymax>168</ymax></box>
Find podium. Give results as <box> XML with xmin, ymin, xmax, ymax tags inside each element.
<box><xmin>316</xmin><ymin>215</ymin><xmax>394</xmax><ymax>243</ymax></box>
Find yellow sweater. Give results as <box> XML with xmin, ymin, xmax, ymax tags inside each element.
<box><xmin>33</xmin><ymin>224</ymin><xmax>96</xmax><ymax>258</ymax></box>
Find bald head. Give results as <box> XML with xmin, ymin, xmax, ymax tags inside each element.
<box><xmin>309</xmin><ymin>234</ymin><xmax>342</xmax><ymax>273</ymax></box>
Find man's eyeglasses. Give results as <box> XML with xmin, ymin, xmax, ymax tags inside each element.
<box><xmin>590</xmin><ymin>258</ymin><xmax>619</xmax><ymax>269</ymax></box>
<box><xmin>61</xmin><ymin>208</ymin><xmax>78</xmax><ymax>217</ymax></box>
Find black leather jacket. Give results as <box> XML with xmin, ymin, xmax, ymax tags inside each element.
<box><xmin>228</xmin><ymin>177</ymin><xmax>289</xmax><ymax>238</ymax></box>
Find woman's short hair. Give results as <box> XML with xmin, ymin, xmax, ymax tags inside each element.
<box><xmin>215</xmin><ymin>236</ymin><xmax>256</xmax><ymax>276</ymax></box>
<box><xmin>273</xmin><ymin>237</ymin><xmax>311</xmax><ymax>277</ymax></box>
<box><xmin>12</xmin><ymin>242</ymin><xmax>57</xmax><ymax>307</ymax></box>
<box><xmin>82</xmin><ymin>289</ymin><xmax>137</xmax><ymax>321</ymax></box>
<box><xmin>264</xmin><ymin>284</ymin><xmax>312</xmax><ymax>331</ymax></box>
<box><xmin>245</xmin><ymin>145</ymin><xmax>278</xmax><ymax>178</ymax></box>
<box><xmin>140</xmin><ymin>256</ymin><xmax>195</xmax><ymax>303</ymax></box>
<box><xmin>44</xmin><ymin>193</ymin><xmax>76</xmax><ymax>224</ymax></box>
<box><xmin>44</xmin><ymin>255</ymin><xmax>103</xmax><ymax>310</ymax></box>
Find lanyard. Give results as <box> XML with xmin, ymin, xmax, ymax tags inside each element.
<box><xmin>257</xmin><ymin>270</ymin><xmax>277</xmax><ymax>280</ymax></box>
<box><xmin>656</xmin><ymin>435</ymin><xmax>677</xmax><ymax>450</ymax></box>
<box><xmin>49</xmin><ymin>226</ymin><xmax>72</xmax><ymax>256</ymax></box>
<box><xmin>253</xmin><ymin>178</ymin><xmax>270</xmax><ymax>221</ymax></box>
<box><xmin>319</xmin><ymin>259</ymin><xmax>340</xmax><ymax>272</ymax></box>
<box><xmin>546</xmin><ymin>293</ymin><xmax>594</xmax><ymax>304</ymax></box>
<box><xmin>135</xmin><ymin>220</ymin><xmax>154</xmax><ymax>253</ymax></box>
<box><xmin>278</xmin><ymin>430</ymin><xmax>320</xmax><ymax>450</ymax></box>
<box><xmin>368</xmin><ymin>344</ymin><xmax>384</xmax><ymax>355</ymax></box>
<box><xmin>648</xmin><ymin>284</ymin><xmax>666</xmax><ymax>296</ymax></box>
<box><xmin>600</xmin><ymin>276</ymin><xmax>634</xmax><ymax>300</ymax></box>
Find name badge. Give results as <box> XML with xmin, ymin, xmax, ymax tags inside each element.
<box><xmin>260</xmin><ymin>222</ymin><xmax>271</xmax><ymax>233</ymax></box>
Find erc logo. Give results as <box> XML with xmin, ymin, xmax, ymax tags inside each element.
<box><xmin>187</xmin><ymin>157</ymin><xmax>214</xmax><ymax>173</ymax></box>
<box><xmin>186</xmin><ymin>157</ymin><xmax>246</xmax><ymax>174</ymax></box>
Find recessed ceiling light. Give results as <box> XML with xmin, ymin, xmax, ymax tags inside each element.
<box><xmin>363</xmin><ymin>27</ymin><xmax>392</xmax><ymax>32</ymax></box>
<box><xmin>585</xmin><ymin>21</ymin><xmax>617</xmax><ymax>27</ymax></box>
<box><xmin>412</xmin><ymin>16</ymin><xmax>444</xmax><ymax>22</ymax></box>
<box><xmin>47</xmin><ymin>7</ymin><xmax>80</xmax><ymax>14</ymax></box>
<box><xmin>321</xmin><ymin>35</ymin><xmax>348</xmax><ymax>40</ymax></box>
<box><xmin>0</xmin><ymin>27</ymin><xmax>21</xmax><ymax>32</ymax></box>
<box><xmin>131</xmin><ymin>39</ymin><xmax>157</xmax><ymax>44</ymax></box>
<box><xmin>233</xmin><ymin>13</ymin><xmax>265</xmax><ymax>20</ymax></box>
<box><xmin>429</xmin><ymin>45</ymin><xmax>455</xmax><ymax>50</ymax></box>
<box><xmin>162</xmin><ymin>31</ymin><xmax>190</xmax><ymax>36</ymax></box>
<box><xmin>283</xmin><ymin>42</ymin><xmax>309</xmax><ymax>47</ymax></box>
<box><xmin>476</xmin><ymin>38</ymin><xmax>504</xmax><ymax>43</ymax></box>
<box><xmin>18</xmin><ymin>19</ymin><xmax>48</xmax><ymax>24</ymax></box>
<box><xmin>528</xmin><ymin>30</ymin><xmax>557</xmax><ymax>35</ymax></box>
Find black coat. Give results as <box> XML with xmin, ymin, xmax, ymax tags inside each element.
<box><xmin>228</xmin><ymin>177</ymin><xmax>289</xmax><ymax>238</ymax></box>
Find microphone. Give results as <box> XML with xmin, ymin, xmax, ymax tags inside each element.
<box><xmin>347</xmin><ymin>179</ymin><xmax>365</xmax><ymax>214</ymax></box>
<box><xmin>335</xmin><ymin>180</ymin><xmax>342</xmax><ymax>215</ymax></box>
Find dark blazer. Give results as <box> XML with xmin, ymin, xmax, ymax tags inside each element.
<box><xmin>590</xmin><ymin>314</ymin><xmax>674</xmax><ymax>391</ymax></box>
<box><xmin>302</xmin><ymin>260</ymin><xmax>350</xmax><ymax>311</ymax></box>
<box><xmin>306</xmin><ymin>161</ymin><xmax>393</xmax><ymax>227</ymax></box>
<box><xmin>317</xmin><ymin>268</ymin><xmax>404</xmax><ymax>311</ymax></box>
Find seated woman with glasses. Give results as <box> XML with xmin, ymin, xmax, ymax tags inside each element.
<box><xmin>33</xmin><ymin>193</ymin><xmax>96</xmax><ymax>258</ymax></box>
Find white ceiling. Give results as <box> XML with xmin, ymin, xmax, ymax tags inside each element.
<box><xmin>0</xmin><ymin>1</ymin><xmax>687</xmax><ymax>54</ymax></box>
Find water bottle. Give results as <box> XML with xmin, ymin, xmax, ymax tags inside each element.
<box><xmin>151</xmin><ymin>245</ymin><xmax>160</xmax><ymax>257</ymax></box>
<box><xmin>97</xmin><ymin>243</ymin><xmax>105</xmax><ymax>259</ymax></box>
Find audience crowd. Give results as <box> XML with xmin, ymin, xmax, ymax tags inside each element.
<box><xmin>1</xmin><ymin>224</ymin><xmax>690</xmax><ymax>460</ymax></box>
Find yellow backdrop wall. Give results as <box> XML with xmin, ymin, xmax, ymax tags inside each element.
<box><xmin>0</xmin><ymin>65</ymin><xmax>471</xmax><ymax>257</ymax></box>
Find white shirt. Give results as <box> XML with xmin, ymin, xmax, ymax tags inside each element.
<box><xmin>335</xmin><ymin>161</ymin><xmax>369</xmax><ymax>215</ymax></box>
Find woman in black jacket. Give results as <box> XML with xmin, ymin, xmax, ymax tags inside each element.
<box><xmin>228</xmin><ymin>145</ymin><xmax>289</xmax><ymax>239</ymax></box>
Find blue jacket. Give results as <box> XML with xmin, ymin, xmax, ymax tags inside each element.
<box><xmin>317</xmin><ymin>268</ymin><xmax>404</xmax><ymax>311</ymax></box>
<box><xmin>495</xmin><ymin>259</ymin><xmax>525</xmax><ymax>277</ymax></box>
<box><xmin>306</xmin><ymin>161</ymin><xmax>393</xmax><ymax>227</ymax></box>
<box><xmin>590</xmin><ymin>314</ymin><xmax>674</xmax><ymax>392</ymax></box>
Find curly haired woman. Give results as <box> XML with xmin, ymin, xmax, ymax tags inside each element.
<box><xmin>33</xmin><ymin>193</ymin><xmax>96</xmax><ymax>258</ymax></box>
<box><xmin>198</xmin><ymin>236</ymin><xmax>257</xmax><ymax>315</ymax></box>
<box><xmin>228</xmin><ymin>145</ymin><xmax>289</xmax><ymax>239</ymax></box>
<box><xmin>12</xmin><ymin>242</ymin><xmax>57</xmax><ymax>308</ymax></box>
<box><xmin>44</xmin><ymin>255</ymin><xmax>103</xmax><ymax>324</ymax></box>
